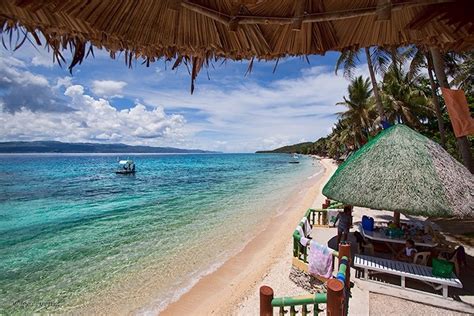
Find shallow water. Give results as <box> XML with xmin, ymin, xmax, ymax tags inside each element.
<box><xmin>0</xmin><ymin>153</ymin><xmax>320</xmax><ymax>313</ymax></box>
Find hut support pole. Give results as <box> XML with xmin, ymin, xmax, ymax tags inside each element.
<box><xmin>393</xmin><ymin>211</ymin><xmax>400</xmax><ymax>227</ymax></box>
<box><xmin>260</xmin><ymin>285</ymin><xmax>274</xmax><ymax>316</ymax></box>
<box><xmin>338</xmin><ymin>243</ymin><xmax>351</xmax><ymax>288</ymax></box>
<box><xmin>430</xmin><ymin>47</ymin><xmax>473</xmax><ymax>173</ymax></box>
<box><xmin>327</xmin><ymin>279</ymin><xmax>344</xmax><ymax>316</ymax></box>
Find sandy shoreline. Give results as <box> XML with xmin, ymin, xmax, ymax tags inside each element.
<box><xmin>161</xmin><ymin>158</ymin><xmax>338</xmax><ymax>315</ymax></box>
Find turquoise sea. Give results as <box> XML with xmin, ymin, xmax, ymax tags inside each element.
<box><xmin>0</xmin><ymin>153</ymin><xmax>320</xmax><ymax>313</ymax></box>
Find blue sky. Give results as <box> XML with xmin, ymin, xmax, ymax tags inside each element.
<box><xmin>0</xmin><ymin>43</ymin><xmax>369</xmax><ymax>152</ymax></box>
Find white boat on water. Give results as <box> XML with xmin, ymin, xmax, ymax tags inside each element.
<box><xmin>289</xmin><ymin>153</ymin><xmax>300</xmax><ymax>164</ymax></box>
<box><xmin>116</xmin><ymin>159</ymin><xmax>136</xmax><ymax>174</ymax></box>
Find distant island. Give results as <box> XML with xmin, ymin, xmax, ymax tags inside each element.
<box><xmin>0</xmin><ymin>141</ymin><xmax>218</xmax><ymax>154</ymax></box>
<box><xmin>256</xmin><ymin>142</ymin><xmax>314</xmax><ymax>154</ymax></box>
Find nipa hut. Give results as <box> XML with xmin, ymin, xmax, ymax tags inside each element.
<box><xmin>322</xmin><ymin>124</ymin><xmax>474</xmax><ymax>218</ymax></box>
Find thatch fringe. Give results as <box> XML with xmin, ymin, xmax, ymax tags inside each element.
<box><xmin>1</xmin><ymin>0</ymin><xmax>472</xmax><ymax>92</ymax></box>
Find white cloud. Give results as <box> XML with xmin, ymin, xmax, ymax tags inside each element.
<box><xmin>0</xmin><ymin>56</ymin><xmax>68</xmax><ymax>112</ymax></box>
<box><xmin>130</xmin><ymin>65</ymin><xmax>369</xmax><ymax>152</ymax></box>
<box><xmin>31</xmin><ymin>54</ymin><xmax>53</xmax><ymax>68</ymax></box>
<box><xmin>91</xmin><ymin>80</ymin><xmax>127</xmax><ymax>98</ymax></box>
<box><xmin>54</xmin><ymin>76</ymin><xmax>73</xmax><ymax>90</ymax></box>
<box><xmin>0</xmin><ymin>49</ymin><xmax>373</xmax><ymax>152</ymax></box>
<box><xmin>0</xmin><ymin>83</ymin><xmax>186</xmax><ymax>145</ymax></box>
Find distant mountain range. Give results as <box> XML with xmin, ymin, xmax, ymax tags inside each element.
<box><xmin>255</xmin><ymin>142</ymin><xmax>314</xmax><ymax>154</ymax></box>
<box><xmin>0</xmin><ymin>141</ymin><xmax>218</xmax><ymax>154</ymax></box>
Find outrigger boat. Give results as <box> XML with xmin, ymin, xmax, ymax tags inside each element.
<box><xmin>116</xmin><ymin>159</ymin><xmax>136</xmax><ymax>174</ymax></box>
<box><xmin>289</xmin><ymin>153</ymin><xmax>300</xmax><ymax>164</ymax></box>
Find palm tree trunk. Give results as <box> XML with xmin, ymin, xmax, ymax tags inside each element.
<box><xmin>426</xmin><ymin>52</ymin><xmax>446</xmax><ymax>148</ymax></box>
<box><xmin>390</xmin><ymin>47</ymin><xmax>398</xmax><ymax>70</ymax></box>
<box><xmin>365</xmin><ymin>47</ymin><xmax>385</xmax><ymax>125</ymax></box>
<box><xmin>430</xmin><ymin>47</ymin><xmax>473</xmax><ymax>173</ymax></box>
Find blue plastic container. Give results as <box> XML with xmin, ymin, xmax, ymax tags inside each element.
<box><xmin>362</xmin><ymin>215</ymin><xmax>374</xmax><ymax>231</ymax></box>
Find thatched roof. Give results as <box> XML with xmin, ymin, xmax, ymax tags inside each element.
<box><xmin>1</xmin><ymin>1</ymin><xmax>473</xmax><ymax>90</ymax></box>
<box><xmin>322</xmin><ymin>124</ymin><xmax>474</xmax><ymax>218</ymax></box>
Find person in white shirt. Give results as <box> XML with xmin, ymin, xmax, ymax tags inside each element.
<box><xmin>396</xmin><ymin>239</ymin><xmax>417</xmax><ymax>262</ymax></box>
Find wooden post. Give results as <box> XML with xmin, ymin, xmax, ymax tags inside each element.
<box><xmin>323</xmin><ymin>199</ymin><xmax>330</xmax><ymax>209</ymax></box>
<box><xmin>338</xmin><ymin>243</ymin><xmax>351</xmax><ymax>288</ymax></box>
<box><xmin>260</xmin><ymin>285</ymin><xmax>274</xmax><ymax>316</ymax></box>
<box><xmin>327</xmin><ymin>279</ymin><xmax>344</xmax><ymax>316</ymax></box>
<box><xmin>393</xmin><ymin>211</ymin><xmax>401</xmax><ymax>227</ymax></box>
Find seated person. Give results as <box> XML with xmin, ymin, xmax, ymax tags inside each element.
<box><xmin>396</xmin><ymin>239</ymin><xmax>417</xmax><ymax>262</ymax></box>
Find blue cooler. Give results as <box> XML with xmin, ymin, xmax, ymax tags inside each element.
<box><xmin>362</xmin><ymin>215</ymin><xmax>374</xmax><ymax>231</ymax></box>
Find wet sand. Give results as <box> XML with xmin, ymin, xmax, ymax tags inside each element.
<box><xmin>161</xmin><ymin>158</ymin><xmax>337</xmax><ymax>315</ymax></box>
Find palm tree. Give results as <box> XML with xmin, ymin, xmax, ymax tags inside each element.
<box><xmin>381</xmin><ymin>66</ymin><xmax>433</xmax><ymax>128</ymax></box>
<box><xmin>336</xmin><ymin>76</ymin><xmax>376</xmax><ymax>147</ymax></box>
<box><xmin>335</xmin><ymin>47</ymin><xmax>394</xmax><ymax>124</ymax></box>
<box><xmin>328</xmin><ymin>119</ymin><xmax>354</xmax><ymax>158</ymax></box>
<box><xmin>407</xmin><ymin>46</ymin><xmax>446</xmax><ymax>147</ymax></box>
<box><xmin>448</xmin><ymin>51</ymin><xmax>474</xmax><ymax>93</ymax></box>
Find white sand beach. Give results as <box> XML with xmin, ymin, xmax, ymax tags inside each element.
<box><xmin>161</xmin><ymin>158</ymin><xmax>338</xmax><ymax>315</ymax></box>
<box><xmin>163</xmin><ymin>157</ymin><xmax>474</xmax><ymax>315</ymax></box>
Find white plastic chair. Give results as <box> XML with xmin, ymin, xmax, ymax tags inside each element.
<box><xmin>413</xmin><ymin>251</ymin><xmax>430</xmax><ymax>266</ymax></box>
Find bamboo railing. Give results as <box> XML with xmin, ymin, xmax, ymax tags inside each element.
<box><xmin>260</xmin><ymin>199</ymin><xmax>351</xmax><ymax>316</ymax></box>
<box><xmin>260</xmin><ymin>255</ymin><xmax>351</xmax><ymax>316</ymax></box>
<box><xmin>293</xmin><ymin>201</ymin><xmax>344</xmax><ymax>264</ymax></box>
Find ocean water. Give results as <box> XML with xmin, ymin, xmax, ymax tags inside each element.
<box><xmin>0</xmin><ymin>153</ymin><xmax>320</xmax><ymax>313</ymax></box>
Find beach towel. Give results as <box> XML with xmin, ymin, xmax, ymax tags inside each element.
<box><xmin>441</xmin><ymin>88</ymin><xmax>474</xmax><ymax>137</ymax></box>
<box><xmin>308</xmin><ymin>241</ymin><xmax>333</xmax><ymax>279</ymax></box>
<box><xmin>296</xmin><ymin>226</ymin><xmax>310</xmax><ymax>247</ymax></box>
<box><xmin>301</xmin><ymin>217</ymin><xmax>312</xmax><ymax>237</ymax></box>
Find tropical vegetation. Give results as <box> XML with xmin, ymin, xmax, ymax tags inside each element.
<box><xmin>271</xmin><ymin>48</ymin><xmax>473</xmax><ymax>164</ymax></box>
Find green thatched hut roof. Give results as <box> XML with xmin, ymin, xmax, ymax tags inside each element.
<box><xmin>322</xmin><ymin>124</ymin><xmax>473</xmax><ymax>218</ymax></box>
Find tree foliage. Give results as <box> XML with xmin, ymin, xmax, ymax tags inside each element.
<box><xmin>273</xmin><ymin>48</ymin><xmax>473</xmax><ymax>162</ymax></box>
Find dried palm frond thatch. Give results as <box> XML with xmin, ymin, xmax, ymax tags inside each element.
<box><xmin>322</xmin><ymin>124</ymin><xmax>474</xmax><ymax>218</ymax></box>
<box><xmin>0</xmin><ymin>0</ymin><xmax>473</xmax><ymax>91</ymax></box>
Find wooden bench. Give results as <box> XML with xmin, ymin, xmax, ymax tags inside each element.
<box><xmin>354</xmin><ymin>254</ymin><xmax>462</xmax><ymax>298</ymax></box>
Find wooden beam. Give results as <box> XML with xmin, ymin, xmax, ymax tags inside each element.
<box><xmin>291</xmin><ymin>0</ymin><xmax>306</xmax><ymax>31</ymax></box>
<box><xmin>181</xmin><ymin>1</ymin><xmax>230</xmax><ymax>26</ymax></box>
<box><xmin>181</xmin><ymin>0</ymin><xmax>454</xmax><ymax>28</ymax></box>
<box><xmin>229</xmin><ymin>17</ymin><xmax>240</xmax><ymax>32</ymax></box>
<box><xmin>239</xmin><ymin>0</ymin><xmax>454</xmax><ymax>25</ymax></box>
<box><xmin>169</xmin><ymin>0</ymin><xmax>182</xmax><ymax>11</ymax></box>
<box><xmin>229</xmin><ymin>2</ymin><xmax>241</xmax><ymax>32</ymax></box>
<box><xmin>376</xmin><ymin>0</ymin><xmax>392</xmax><ymax>21</ymax></box>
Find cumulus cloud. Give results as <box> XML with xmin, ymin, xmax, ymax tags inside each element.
<box><xmin>131</xmin><ymin>64</ymin><xmax>369</xmax><ymax>152</ymax></box>
<box><xmin>0</xmin><ymin>83</ymin><xmax>186</xmax><ymax>145</ymax></box>
<box><xmin>91</xmin><ymin>80</ymin><xmax>127</xmax><ymax>98</ymax></box>
<box><xmin>0</xmin><ymin>49</ymin><xmax>369</xmax><ymax>152</ymax></box>
<box><xmin>54</xmin><ymin>76</ymin><xmax>73</xmax><ymax>90</ymax></box>
<box><xmin>0</xmin><ymin>56</ymin><xmax>72</xmax><ymax>112</ymax></box>
<box><xmin>31</xmin><ymin>53</ymin><xmax>53</xmax><ymax>68</ymax></box>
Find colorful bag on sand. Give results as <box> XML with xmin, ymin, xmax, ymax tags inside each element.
<box><xmin>432</xmin><ymin>258</ymin><xmax>454</xmax><ymax>278</ymax></box>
